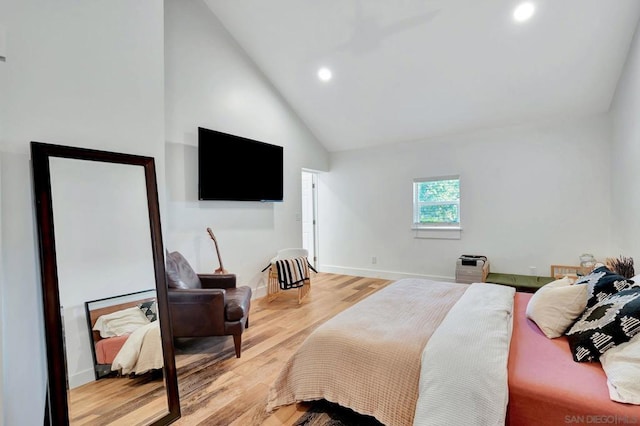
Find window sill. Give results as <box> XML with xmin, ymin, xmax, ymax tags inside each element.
<box><xmin>413</xmin><ymin>226</ymin><xmax>462</xmax><ymax>240</ymax></box>
<box><xmin>411</xmin><ymin>226</ymin><xmax>462</xmax><ymax>231</ymax></box>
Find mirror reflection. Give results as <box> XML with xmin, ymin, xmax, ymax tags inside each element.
<box><xmin>49</xmin><ymin>158</ymin><xmax>169</xmax><ymax>424</ymax></box>
<box><xmin>71</xmin><ymin>289</ymin><xmax>164</xmax><ymax>424</ymax></box>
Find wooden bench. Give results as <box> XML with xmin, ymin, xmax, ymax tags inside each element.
<box><xmin>485</xmin><ymin>272</ymin><xmax>555</xmax><ymax>293</ymax></box>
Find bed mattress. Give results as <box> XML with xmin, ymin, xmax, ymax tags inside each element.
<box><xmin>507</xmin><ymin>292</ymin><xmax>640</xmax><ymax>425</ymax></box>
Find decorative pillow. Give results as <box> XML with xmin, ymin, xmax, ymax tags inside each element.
<box><xmin>92</xmin><ymin>306</ymin><xmax>150</xmax><ymax>338</ymax></box>
<box><xmin>573</xmin><ymin>266</ymin><xmax>637</xmax><ymax>308</ymax></box>
<box><xmin>565</xmin><ymin>286</ymin><xmax>640</xmax><ymax>362</ymax></box>
<box><xmin>600</xmin><ymin>332</ymin><xmax>640</xmax><ymax>405</ymax></box>
<box><xmin>138</xmin><ymin>300</ymin><xmax>158</xmax><ymax>322</ymax></box>
<box><xmin>526</xmin><ymin>276</ymin><xmax>588</xmax><ymax>338</ymax></box>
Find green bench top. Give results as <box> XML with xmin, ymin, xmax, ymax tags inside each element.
<box><xmin>486</xmin><ymin>272</ymin><xmax>555</xmax><ymax>292</ymax></box>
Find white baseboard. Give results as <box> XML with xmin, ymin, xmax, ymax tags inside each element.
<box><xmin>252</xmin><ymin>284</ymin><xmax>267</xmax><ymax>299</ymax></box>
<box><xmin>68</xmin><ymin>368</ymin><xmax>96</xmax><ymax>389</ymax></box>
<box><xmin>319</xmin><ymin>264</ymin><xmax>455</xmax><ymax>283</ymax></box>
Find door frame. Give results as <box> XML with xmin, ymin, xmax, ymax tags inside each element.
<box><xmin>301</xmin><ymin>170</ymin><xmax>319</xmax><ymax>269</ymax></box>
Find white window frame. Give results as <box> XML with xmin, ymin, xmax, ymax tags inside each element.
<box><xmin>412</xmin><ymin>175</ymin><xmax>461</xmax><ymax>230</ymax></box>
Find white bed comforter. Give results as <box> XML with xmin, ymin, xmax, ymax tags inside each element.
<box><xmin>111</xmin><ymin>321</ymin><xmax>163</xmax><ymax>375</ymax></box>
<box><xmin>414</xmin><ymin>282</ymin><xmax>515</xmax><ymax>426</ymax></box>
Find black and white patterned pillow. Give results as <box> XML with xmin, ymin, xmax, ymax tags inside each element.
<box><xmin>566</xmin><ymin>287</ymin><xmax>640</xmax><ymax>362</ymax></box>
<box><xmin>574</xmin><ymin>266</ymin><xmax>637</xmax><ymax>308</ymax></box>
<box><xmin>138</xmin><ymin>300</ymin><xmax>158</xmax><ymax>322</ymax></box>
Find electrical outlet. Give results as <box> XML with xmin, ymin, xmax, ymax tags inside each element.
<box><xmin>529</xmin><ymin>266</ymin><xmax>537</xmax><ymax>275</ymax></box>
<box><xmin>372</xmin><ymin>256</ymin><xmax>377</xmax><ymax>265</ymax></box>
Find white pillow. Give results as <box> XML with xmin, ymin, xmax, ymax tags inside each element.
<box><xmin>600</xmin><ymin>333</ymin><xmax>640</xmax><ymax>405</ymax></box>
<box><xmin>93</xmin><ymin>306</ymin><xmax>150</xmax><ymax>338</ymax></box>
<box><xmin>525</xmin><ymin>276</ymin><xmax>588</xmax><ymax>338</ymax></box>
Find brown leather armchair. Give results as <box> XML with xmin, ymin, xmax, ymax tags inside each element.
<box><xmin>165</xmin><ymin>251</ymin><xmax>252</xmax><ymax>358</ymax></box>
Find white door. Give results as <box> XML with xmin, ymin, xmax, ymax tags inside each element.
<box><xmin>301</xmin><ymin>171</ymin><xmax>318</xmax><ymax>269</ymax></box>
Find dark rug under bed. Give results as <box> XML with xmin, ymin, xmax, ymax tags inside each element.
<box><xmin>294</xmin><ymin>400</ymin><xmax>383</xmax><ymax>426</ymax></box>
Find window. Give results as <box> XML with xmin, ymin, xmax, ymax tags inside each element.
<box><xmin>413</xmin><ymin>176</ymin><xmax>460</xmax><ymax>228</ymax></box>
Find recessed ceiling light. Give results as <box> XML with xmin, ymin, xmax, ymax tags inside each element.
<box><xmin>317</xmin><ymin>67</ymin><xmax>332</xmax><ymax>82</ymax></box>
<box><xmin>513</xmin><ymin>2</ymin><xmax>535</xmax><ymax>22</ymax></box>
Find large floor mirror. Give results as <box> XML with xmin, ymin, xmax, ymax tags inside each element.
<box><xmin>31</xmin><ymin>142</ymin><xmax>180</xmax><ymax>425</ymax></box>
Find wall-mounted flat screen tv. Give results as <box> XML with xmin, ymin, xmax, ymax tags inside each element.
<box><xmin>198</xmin><ymin>127</ymin><xmax>284</xmax><ymax>202</ymax></box>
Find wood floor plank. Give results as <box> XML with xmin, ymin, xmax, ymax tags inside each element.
<box><xmin>68</xmin><ymin>273</ymin><xmax>393</xmax><ymax>425</ymax></box>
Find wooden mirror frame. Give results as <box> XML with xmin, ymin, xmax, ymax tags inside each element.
<box><xmin>31</xmin><ymin>142</ymin><xmax>180</xmax><ymax>425</ymax></box>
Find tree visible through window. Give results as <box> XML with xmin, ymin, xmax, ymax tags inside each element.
<box><xmin>413</xmin><ymin>176</ymin><xmax>460</xmax><ymax>227</ymax></box>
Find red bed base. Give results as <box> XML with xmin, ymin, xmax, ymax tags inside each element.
<box><xmin>94</xmin><ymin>334</ymin><xmax>129</xmax><ymax>365</ymax></box>
<box><xmin>507</xmin><ymin>292</ymin><xmax>640</xmax><ymax>425</ymax></box>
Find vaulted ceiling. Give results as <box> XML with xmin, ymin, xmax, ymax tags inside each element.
<box><xmin>205</xmin><ymin>0</ymin><xmax>640</xmax><ymax>152</ymax></box>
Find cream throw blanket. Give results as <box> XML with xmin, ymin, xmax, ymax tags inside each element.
<box><xmin>267</xmin><ymin>278</ymin><xmax>468</xmax><ymax>426</ymax></box>
<box><xmin>111</xmin><ymin>321</ymin><xmax>163</xmax><ymax>375</ymax></box>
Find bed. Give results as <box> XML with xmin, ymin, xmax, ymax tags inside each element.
<box><xmin>86</xmin><ymin>290</ymin><xmax>164</xmax><ymax>378</ymax></box>
<box><xmin>507</xmin><ymin>292</ymin><xmax>640</xmax><ymax>425</ymax></box>
<box><xmin>267</xmin><ymin>276</ymin><xmax>640</xmax><ymax>425</ymax></box>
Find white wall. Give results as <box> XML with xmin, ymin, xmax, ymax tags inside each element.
<box><xmin>0</xmin><ymin>1</ymin><xmax>164</xmax><ymax>424</ymax></box>
<box><xmin>611</xmin><ymin>22</ymin><xmax>640</xmax><ymax>260</ymax></box>
<box><xmin>319</xmin><ymin>116</ymin><xmax>612</xmax><ymax>280</ymax></box>
<box><xmin>164</xmin><ymin>0</ymin><xmax>329</xmax><ymax>294</ymax></box>
<box><xmin>0</xmin><ymin>20</ymin><xmax>6</xmax><ymax>423</ymax></box>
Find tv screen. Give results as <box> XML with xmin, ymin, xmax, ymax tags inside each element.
<box><xmin>198</xmin><ymin>127</ymin><xmax>284</xmax><ymax>201</ymax></box>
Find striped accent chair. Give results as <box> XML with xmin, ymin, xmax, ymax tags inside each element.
<box><xmin>267</xmin><ymin>248</ymin><xmax>312</xmax><ymax>304</ymax></box>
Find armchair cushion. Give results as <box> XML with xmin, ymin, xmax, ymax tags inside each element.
<box><xmin>166</xmin><ymin>251</ymin><xmax>201</xmax><ymax>289</ymax></box>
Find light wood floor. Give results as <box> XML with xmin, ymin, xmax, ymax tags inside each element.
<box><xmin>173</xmin><ymin>273</ymin><xmax>393</xmax><ymax>425</ymax></box>
<box><xmin>69</xmin><ymin>273</ymin><xmax>393</xmax><ymax>425</ymax></box>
